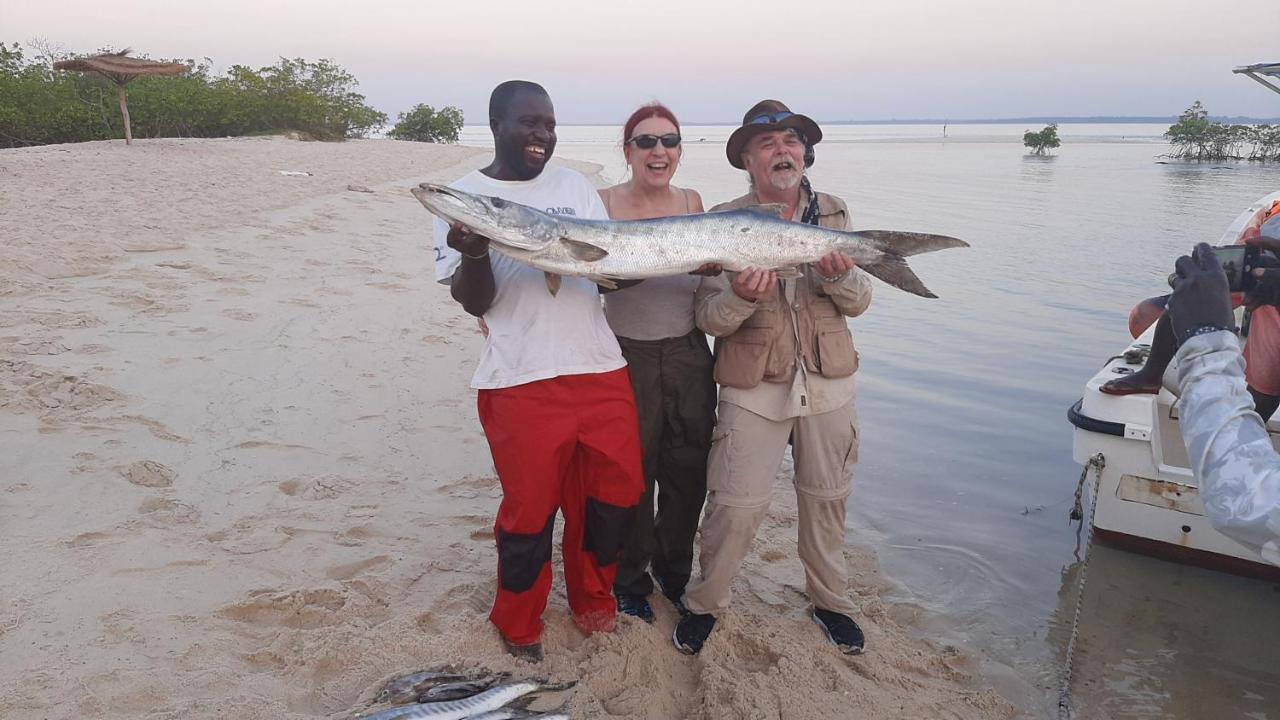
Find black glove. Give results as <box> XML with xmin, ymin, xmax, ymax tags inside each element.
<box><xmin>1167</xmin><ymin>243</ymin><xmax>1234</xmax><ymax>345</ymax></box>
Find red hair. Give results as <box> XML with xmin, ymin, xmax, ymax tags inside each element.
<box><xmin>623</xmin><ymin>103</ymin><xmax>680</xmax><ymax>146</ymax></box>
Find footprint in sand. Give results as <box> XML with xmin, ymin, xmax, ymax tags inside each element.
<box><xmin>325</xmin><ymin>555</ymin><xmax>392</xmax><ymax>581</ymax></box>
<box><xmin>138</xmin><ymin>497</ymin><xmax>200</xmax><ymax>525</ymax></box>
<box><xmin>415</xmin><ymin>582</ymin><xmax>492</xmax><ymax>633</ymax></box>
<box><xmin>221</xmin><ymin>308</ymin><xmax>258</xmax><ymax>322</ymax></box>
<box><xmin>715</xmin><ymin>624</ymin><xmax>784</xmax><ymax>674</ymax></box>
<box><xmin>73</xmin><ymin>344</ymin><xmax>112</xmax><ymax>354</ymax></box>
<box><xmin>66</xmin><ymin>530</ymin><xmax>120</xmax><ymax>548</ymax></box>
<box><xmin>0</xmin><ymin>337</ymin><xmax>70</xmax><ymax>355</ymax></box>
<box><xmin>278</xmin><ymin>475</ymin><xmax>355</xmax><ymax>500</ymax></box>
<box><xmin>439</xmin><ymin>475</ymin><xmax>501</xmax><ymax>499</ymax></box>
<box><xmin>124</xmin><ymin>460</ymin><xmax>176</xmax><ymax>488</ymax></box>
<box><xmin>19</xmin><ymin>371</ymin><xmax>123</xmax><ymax>414</ymax></box>
<box><xmin>205</xmin><ymin>518</ymin><xmax>293</xmax><ymax>555</ymax></box>
<box><xmin>217</xmin><ymin>588</ymin><xmax>347</xmax><ymax>629</ymax></box>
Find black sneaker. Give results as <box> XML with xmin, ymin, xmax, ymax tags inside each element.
<box><xmin>812</xmin><ymin>608</ymin><xmax>865</xmax><ymax>655</ymax></box>
<box><xmin>653</xmin><ymin>575</ymin><xmax>689</xmax><ymax>617</ymax></box>
<box><xmin>672</xmin><ymin>612</ymin><xmax>716</xmax><ymax>655</ymax></box>
<box><xmin>501</xmin><ymin>637</ymin><xmax>544</xmax><ymax>663</ymax></box>
<box><xmin>615</xmin><ymin>592</ymin><xmax>655</xmax><ymax>623</ymax></box>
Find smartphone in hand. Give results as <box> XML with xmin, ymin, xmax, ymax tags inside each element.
<box><xmin>1167</xmin><ymin>244</ymin><xmax>1261</xmax><ymax>293</ymax></box>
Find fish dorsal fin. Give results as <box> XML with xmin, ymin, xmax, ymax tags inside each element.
<box><xmin>559</xmin><ymin>237</ymin><xmax>609</xmax><ymax>262</ymax></box>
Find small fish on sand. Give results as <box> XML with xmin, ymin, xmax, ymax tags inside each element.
<box><xmin>375</xmin><ymin>669</ymin><xmax>473</xmax><ymax>705</ymax></box>
<box><xmin>359</xmin><ymin>680</ymin><xmax>574</xmax><ymax>720</ymax></box>
<box><xmin>419</xmin><ymin>677</ymin><xmax>509</xmax><ymax>703</ymax></box>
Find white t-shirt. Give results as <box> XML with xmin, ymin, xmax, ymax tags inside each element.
<box><xmin>433</xmin><ymin>166</ymin><xmax>625</xmax><ymax>389</ymax></box>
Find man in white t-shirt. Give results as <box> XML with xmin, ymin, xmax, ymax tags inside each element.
<box><xmin>433</xmin><ymin>80</ymin><xmax>644</xmax><ymax>662</ymax></box>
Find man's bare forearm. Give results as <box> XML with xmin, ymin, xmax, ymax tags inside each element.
<box><xmin>450</xmin><ymin>255</ymin><xmax>496</xmax><ymax>317</ymax></box>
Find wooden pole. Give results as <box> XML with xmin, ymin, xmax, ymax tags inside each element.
<box><xmin>117</xmin><ymin>84</ymin><xmax>132</xmax><ymax>145</ymax></box>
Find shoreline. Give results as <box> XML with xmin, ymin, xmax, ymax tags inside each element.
<box><xmin>0</xmin><ymin>136</ymin><xmax>1017</xmax><ymax>719</ymax></box>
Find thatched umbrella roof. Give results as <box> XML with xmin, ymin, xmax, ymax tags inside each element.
<box><xmin>53</xmin><ymin>49</ymin><xmax>187</xmax><ymax>84</ymax></box>
<box><xmin>54</xmin><ymin>49</ymin><xmax>188</xmax><ymax>145</ymax></box>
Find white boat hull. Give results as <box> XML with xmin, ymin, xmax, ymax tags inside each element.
<box><xmin>1070</xmin><ymin>190</ymin><xmax>1280</xmax><ymax>578</ymax></box>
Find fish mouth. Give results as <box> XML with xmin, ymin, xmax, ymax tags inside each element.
<box><xmin>414</xmin><ymin>183</ymin><xmax>484</xmax><ymax>223</ymax></box>
<box><xmin>419</xmin><ymin>183</ymin><xmax>470</xmax><ymax>207</ymax></box>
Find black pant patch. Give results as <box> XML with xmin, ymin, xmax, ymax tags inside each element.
<box><xmin>497</xmin><ymin>512</ymin><xmax>555</xmax><ymax>593</ymax></box>
<box><xmin>583</xmin><ymin>497</ymin><xmax>636</xmax><ymax>567</ymax></box>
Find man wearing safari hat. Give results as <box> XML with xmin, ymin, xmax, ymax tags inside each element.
<box><xmin>674</xmin><ymin>100</ymin><xmax>871</xmax><ymax>656</ymax></box>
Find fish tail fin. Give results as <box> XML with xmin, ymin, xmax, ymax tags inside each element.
<box><xmin>850</xmin><ymin>230</ymin><xmax>969</xmax><ymax>257</ymax></box>
<box><xmin>860</xmin><ymin>253</ymin><xmax>938</xmax><ymax>299</ymax></box>
<box><xmin>545</xmin><ymin>272</ymin><xmax>562</xmax><ymax>296</ymax></box>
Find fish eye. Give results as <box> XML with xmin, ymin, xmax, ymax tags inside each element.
<box><xmin>491</xmin><ymin>197</ymin><xmax>507</xmax><ymax>208</ymax></box>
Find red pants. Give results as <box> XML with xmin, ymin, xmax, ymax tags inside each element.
<box><xmin>477</xmin><ymin>367</ymin><xmax>644</xmax><ymax>645</ymax></box>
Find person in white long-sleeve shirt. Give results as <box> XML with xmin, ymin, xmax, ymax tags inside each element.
<box><xmin>1170</xmin><ymin>242</ymin><xmax>1280</xmax><ymax>565</ymax></box>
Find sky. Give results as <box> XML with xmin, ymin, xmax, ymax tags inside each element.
<box><xmin>5</xmin><ymin>0</ymin><xmax>1280</xmax><ymax>124</ymax></box>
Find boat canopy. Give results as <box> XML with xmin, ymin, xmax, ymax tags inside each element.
<box><xmin>1234</xmin><ymin>63</ymin><xmax>1280</xmax><ymax>97</ymax></box>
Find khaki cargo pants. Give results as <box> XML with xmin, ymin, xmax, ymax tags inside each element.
<box><xmin>683</xmin><ymin>399</ymin><xmax>859</xmax><ymax>616</ymax></box>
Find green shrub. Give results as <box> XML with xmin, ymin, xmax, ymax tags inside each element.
<box><xmin>0</xmin><ymin>42</ymin><xmax>389</xmax><ymax>147</ymax></box>
<box><xmin>387</xmin><ymin>104</ymin><xmax>464</xmax><ymax>143</ymax></box>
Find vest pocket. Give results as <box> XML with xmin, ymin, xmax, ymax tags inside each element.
<box><xmin>815</xmin><ymin>321</ymin><xmax>858</xmax><ymax>378</ymax></box>
<box><xmin>714</xmin><ymin>328</ymin><xmax>771</xmax><ymax>389</ymax></box>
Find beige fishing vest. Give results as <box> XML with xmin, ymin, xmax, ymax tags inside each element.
<box><xmin>710</xmin><ymin>191</ymin><xmax>860</xmax><ymax>389</ymax></box>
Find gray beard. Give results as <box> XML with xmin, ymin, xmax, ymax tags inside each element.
<box><xmin>748</xmin><ymin>169</ymin><xmax>805</xmax><ymax>192</ymax></box>
<box><xmin>767</xmin><ymin>170</ymin><xmax>803</xmax><ymax>192</ymax></box>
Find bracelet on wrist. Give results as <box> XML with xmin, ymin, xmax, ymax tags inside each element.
<box><xmin>1181</xmin><ymin>324</ymin><xmax>1233</xmax><ymax>344</ymax></box>
<box><xmin>820</xmin><ymin>271</ymin><xmax>849</xmax><ymax>283</ymax></box>
<box><xmin>462</xmin><ymin>250</ymin><xmax>489</xmax><ymax>260</ymax></box>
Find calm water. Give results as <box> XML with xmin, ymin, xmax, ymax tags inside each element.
<box><xmin>461</xmin><ymin>123</ymin><xmax>1280</xmax><ymax>717</ymax></box>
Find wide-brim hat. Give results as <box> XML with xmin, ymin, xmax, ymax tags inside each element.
<box><xmin>725</xmin><ymin>99</ymin><xmax>823</xmax><ymax>169</ymax></box>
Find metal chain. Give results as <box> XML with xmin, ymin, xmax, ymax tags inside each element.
<box><xmin>1059</xmin><ymin>452</ymin><xmax>1105</xmax><ymax>719</ymax></box>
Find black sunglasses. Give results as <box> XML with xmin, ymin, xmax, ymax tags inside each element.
<box><xmin>627</xmin><ymin>133</ymin><xmax>681</xmax><ymax>149</ymax></box>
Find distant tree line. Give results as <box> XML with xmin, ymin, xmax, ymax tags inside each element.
<box><xmin>1165</xmin><ymin>101</ymin><xmax>1280</xmax><ymax>162</ymax></box>
<box><xmin>0</xmin><ymin>42</ymin><xmax>464</xmax><ymax>148</ymax></box>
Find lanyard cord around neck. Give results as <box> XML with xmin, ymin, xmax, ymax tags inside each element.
<box><xmin>799</xmin><ymin>176</ymin><xmax>821</xmax><ymax>226</ymax></box>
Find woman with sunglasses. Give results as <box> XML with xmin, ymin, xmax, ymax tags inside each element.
<box><xmin>600</xmin><ymin>103</ymin><xmax>718</xmax><ymax>623</ymax></box>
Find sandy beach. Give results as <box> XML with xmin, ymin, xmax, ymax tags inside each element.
<box><xmin>0</xmin><ymin>136</ymin><xmax>1017</xmax><ymax>720</ymax></box>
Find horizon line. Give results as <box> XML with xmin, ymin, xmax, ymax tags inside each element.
<box><xmin>548</xmin><ymin>115</ymin><xmax>1280</xmax><ymax>127</ymax></box>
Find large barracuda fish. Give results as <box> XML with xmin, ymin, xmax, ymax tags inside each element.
<box><xmin>412</xmin><ymin>183</ymin><xmax>968</xmax><ymax>298</ymax></box>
